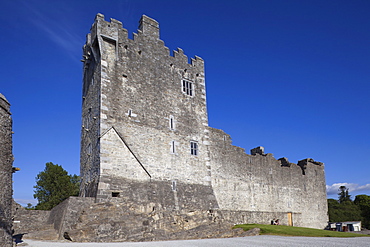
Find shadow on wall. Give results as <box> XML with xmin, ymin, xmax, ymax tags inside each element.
<box><xmin>13</xmin><ymin>233</ymin><xmax>27</xmax><ymax>245</ymax></box>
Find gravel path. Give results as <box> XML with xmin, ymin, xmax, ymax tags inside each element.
<box><xmin>21</xmin><ymin>235</ymin><xmax>370</xmax><ymax>247</ymax></box>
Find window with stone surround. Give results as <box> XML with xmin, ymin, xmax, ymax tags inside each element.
<box><xmin>182</xmin><ymin>79</ymin><xmax>193</xmax><ymax>96</ymax></box>
<box><xmin>169</xmin><ymin>115</ymin><xmax>175</xmax><ymax>130</ymax></box>
<box><xmin>190</xmin><ymin>141</ymin><xmax>198</xmax><ymax>156</ymax></box>
<box><xmin>171</xmin><ymin>141</ymin><xmax>176</xmax><ymax>154</ymax></box>
<box><xmin>172</xmin><ymin>180</ymin><xmax>177</xmax><ymax>191</ymax></box>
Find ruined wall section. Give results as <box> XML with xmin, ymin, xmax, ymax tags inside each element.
<box><xmin>296</xmin><ymin>159</ymin><xmax>328</xmax><ymax>229</ymax></box>
<box><xmin>12</xmin><ymin>204</ymin><xmax>52</xmax><ymax>237</ymax></box>
<box><xmin>85</xmin><ymin>14</ymin><xmax>215</xmax><ymax>207</ymax></box>
<box><xmin>208</xmin><ymin>127</ymin><xmax>328</xmax><ymax>229</ymax></box>
<box><xmin>0</xmin><ymin>94</ymin><xmax>13</xmax><ymax>246</ymax></box>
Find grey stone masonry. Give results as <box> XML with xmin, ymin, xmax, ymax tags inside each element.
<box><xmin>0</xmin><ymin>14</ymin><xmax>330</xmax><ymax>244</ymax></box>
<box><xmin>80</xmin><ymin>13</ymin><xmax>210</xmax><ymax>202</ymax></box>
<box><xmin>78</xmin><ymin>13</ymin><xmax>328</xmax><ymax>241</ymax></box>
<box><xmin>0</xmin><ymin>93</ymin><xmax>13</xmax><ymax>247</ymax></box>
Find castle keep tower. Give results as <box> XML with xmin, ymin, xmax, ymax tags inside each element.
<box><xmin>80</xmin><ymin>14</ymin><xmax>217</xmax><ymax>209</ymax></box>
<box><xmin>81</xmin><ymin>14</ymin><xmax>328</xmax><ymax>230</ymax></box>
<box><xmin>0</xmin><ymin>93</ymin><xmax>14</xmax><ymax>247</ymax></box>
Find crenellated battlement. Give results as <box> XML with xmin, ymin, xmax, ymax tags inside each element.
<box><xmin>0</xmin><ymin>93</ymin><xmax>11</xmax><ymax>114</ymax></box>
<box><xmin>250</xmin><ymin>146</ymin><xmax>324</xmax><ymax>174</ymax></box>
<box><xmin>208</xmin><ymin>127</ymin><xmax>324</xmax><ymax>178</ymax></box>
<box><xmin>88</xmin><ymin>14</ymin><xmax>202</xmax><ymax>67</ymax></box>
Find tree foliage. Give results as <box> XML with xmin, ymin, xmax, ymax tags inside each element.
<box><xmin>25</xmin><ymin>203</ymin><xmax>35</xmax><ymax>210</ymax></box>
<box><xmin>354</xmin><ymin>194</ymin><xmax>370</xmax><ymax>229</ymax></box>
<box><xmin>327</xmin><ymin>198</ymin><xmax>362</xmax><ymax>222</ymax></box>
<box><xmin>328</xmin><ymin>186</ymin><xmax>370</xmax><ymax>229</ymax></box>
<box><xmin>33</xmin><ymin>162</ymin><xmax>80</xmax><ymax>210</ymax></box>
<box><xmin>338</xmin><ymin>185</ymin><xmax>351</xmax><ymax>203</ymax></box>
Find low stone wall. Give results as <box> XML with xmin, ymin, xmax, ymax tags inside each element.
<box><xmin>12</xmin><ymin>194</ymin><xmax>304</xmax><ymax>242</ymax></box>
<box><xmin>51</xmin><ymin>197</ymin><xmax>296</xmax><ymax>242</ymax></box>
<box><xmin>13</xmin><ymin>202</ymin><xmax>51</xmax><ymax>235</ymax></box>
<box><xmin>48</xmin><ymin>196</ymin><xmax>95</xmax><ymax>239</ymax></box>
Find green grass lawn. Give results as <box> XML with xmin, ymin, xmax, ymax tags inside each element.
<box><xmin>233</xmin><ymin>224</ymin><xmax>369</xmax><ymax>237</ymax></box>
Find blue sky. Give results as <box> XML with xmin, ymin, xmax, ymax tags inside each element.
<box><xmin>1</xmin><ymin>0</ymin><xmax>369</xmax><ymax>206</ymax></box>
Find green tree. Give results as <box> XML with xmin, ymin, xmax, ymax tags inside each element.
<box><xmin>33</xmin><ymin>162</ymin><xmax>80</xmax><ymax>210</ymax></box>
<box><xmin>327</xmin><ymin>186</ymin><xmax>362</xmax><ymax>222</ymax></box>
<box><xmin>338</xmin><ymin>186</ymin><xmax>351</xmax><ymax>203</ymax></box>
<box><xmin>25</xmin><ymin>203</ymin><xmax>35</xmax><ymax>210</ymax></box>
<box><xmin>354</xmin><ymin>194</ymin><xmax>370</xmax><ymax>229</ymax></box>
<box><xmin>328</xmin><ymin>199</ymin><xmax>362</xmax><ymax>222</ymax></box>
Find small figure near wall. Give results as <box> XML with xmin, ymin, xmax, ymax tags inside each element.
<box><xmin>271</xmin><ymin>219</ymin><xmax>280</xmax><ymax>225</ymax></box>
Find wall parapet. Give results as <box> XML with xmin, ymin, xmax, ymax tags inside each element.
<box><xmin>90</xmin><ymin>13</ymin><xmax>202</xmax><ymax>66</ymax></box>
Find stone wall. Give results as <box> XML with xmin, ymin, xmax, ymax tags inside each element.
<box><xmin>81</xmin><ymin>14</ymin><xmax>212</xmax><ymax>204</ymax></box>
<box><xmin>77</xmin><ymin>13</ymin><xmax>328</xmax><ymax>240</ymax></box>
<box><xmin>12</xmin><ymin>195</ymin><xmax>300</xmax><ymax>242</ymax></box>
<box><xmin>13</xmin><ymin>202</ymin><xmax>51</xmax><ymax>235</ymax></box>
<box><xmin>80</xmin><ymin>27</ymin><xmax>101</xmax><ymax>198</ymax></box>
<box><xmin>0</xmin><ymin>93</ymin><xmax>13</xmax><ymax>247</ymax></box>
<box><xmin>208</xmin><ymin>127</ymin><xmax>328</xmax><ymax>229</ymax></box>
<box><xmin>47</xmin><ymin>196</ymin><xmax>95</xmax><ymax>238</ymax></box>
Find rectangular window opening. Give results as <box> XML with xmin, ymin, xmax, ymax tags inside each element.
<box><xmin>182</xmin><ymin>79</ymin><xmax>193</xmax><ymax>96</ymax></box>
<box><xmin>172</xmin><ymin>181</ymin><xmax>177</xmax><ymax>191</ymax></box>
<box><xmin>112</xmin><ymin>192</ymin><xmax>120</xmax><ymax>197</ymax></box>
<box><xmin>190</xmin><ymin>141</ymin><xmax>198</xmax><ymax>156</ymax></box>
<box><xmin>169</xmin><ymin>116</ymin><xmax>175</xmax><ymax>130</ymax></box>
<box><xmin>171</xmin><ymin>141</ymin><xmax>176</xmax><ymax>154</ymax></box>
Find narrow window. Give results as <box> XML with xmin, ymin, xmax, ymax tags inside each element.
<box><xmin>87</xmin><ymin>143</ymin><xmax>92</xmax><ymax>156</ymax></box>
<box><xmin>172</xmin><ymin>181</ymin><xmax>177</xmax><ymax>191</ymax></box>
<box><xmin>182</xmin><ymin>79</ymin><xmax>193</xmax><ymax>96</ymax></box>
<box><xmin>171</xmin><ymin>141</ymin><xmax>176</xmax><ymax>154</ymax></box>
<box><xmin>190</xmin><ymin>141</ymin><xmax>198</xmax><ymax>156</ymax></box>
<box><xmin>169</xmin><ymin>116</ymin><xmax>175</xmax><ymax>130</ymax></box>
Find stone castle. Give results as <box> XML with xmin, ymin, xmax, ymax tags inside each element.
<box><xmin>79</xmin><ymin>13</ymin><xmax>328</xmax><ymax>230</ymax></box>
<box><xmin>11</xmin><ymin>14</ymin><xmax>328</xmax><ymax>243</ymax></box>
<box><xmin>0</xmin><ymin>94</ymin><xmax>14</xmax><ymax>246</ymax></box>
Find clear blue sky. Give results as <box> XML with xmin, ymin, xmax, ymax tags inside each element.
<box><xmin>1</xmin><ymin>0</ymin><xmax>369</xmax><ymax>206</ymax></box>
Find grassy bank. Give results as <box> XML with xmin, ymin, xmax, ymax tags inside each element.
<box><xmin>234</xmin><ymin>224</ymin><xmax>369</xmax><ymax>237</ymax></box>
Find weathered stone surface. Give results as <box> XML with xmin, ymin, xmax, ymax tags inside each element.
<box><xmin>13</xmin><ymin>13</ymin><xmax>329</xmax><ymax>243</ymax></box>
<box><xmin>13</xmin><ymin>202</ymin><xmax>52</xmax><ymax>236</ymax></box>
<box><xmin>24</xmin><ymin>228</ymin><xmax>59</xmax><ymax>240</ymax></box>
<box><xmin>77</xmin><ymin>13</ymin><xmax>328</xmax><ymax>239</ymax></box>
<box><xmin>52</xmin><ymin>198</ymin><xmax>263</xmax><ymax>242</ymax></box>
<box><xmin>0</xmin><ymin>93</ymin><xmax>14</xmax><ymax>247</ymax></box>
<box><xmin>47</xmin><ymin>196</ymin><xmax>95</xmax><ymax>239</ymax></box>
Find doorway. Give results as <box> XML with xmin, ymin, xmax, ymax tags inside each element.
<box><xmin>287</xmin><ymin>212</ymin><xmax>293</xmax><ymax>226</ymax></box>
